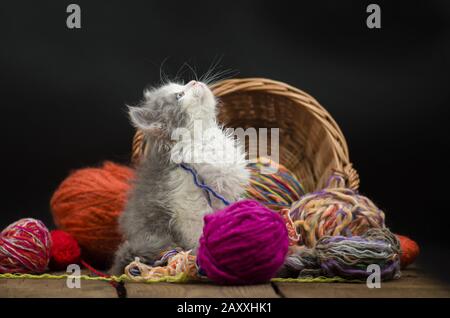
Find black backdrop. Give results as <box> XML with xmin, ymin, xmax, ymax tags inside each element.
<box><xmin>1</xmin><ymin>1</ymin><xmax>449</xmax><ymax>281</ymax></box>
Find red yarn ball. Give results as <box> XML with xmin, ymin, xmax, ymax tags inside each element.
<box><xmin>49</xmin><ymin>230</ymin><xmax>81</xmax><ymax>270</ymax></box>
<box><xmin>396</xmin><ymin>234</ymin><xmax>420</xmax><ymax>269</ymax></box>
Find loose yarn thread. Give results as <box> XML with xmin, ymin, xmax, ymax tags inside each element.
<box><xmin>0</xmin><ymin>271</ymin><xmax>358</xmax><ymax>284</ymax></box>
<box><xmin>179</xmin><ymin>163</ymin><xmax>230</xmax><ymax>206</ymax></box>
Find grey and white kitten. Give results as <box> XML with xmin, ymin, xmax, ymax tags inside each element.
<box><xmin>110</xmin><ymin>80</ymin><xmax>249</xmax><ymax>275</ymax></box>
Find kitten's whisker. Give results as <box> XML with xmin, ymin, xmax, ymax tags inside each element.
<box><xmin>183</xmin><ymin>62</ymin><xmax>199</xmax><ymax>82</ymax></box>
<box><xmin>204</xmin><ymin>68</ymin><xmax>238</xmax><ymax>86</ymax></box>
<box><xmin>200</xmin><ymin>56</ymin><xmax>221</xmax><ymax>83</ymax></box>
<box><xmin>159</xmin><ymin>57</ymin><xmax>170</xmax><ymax>84</ymax></box>
<box><xmin>175</xmin><ymin>63</ymin><xmax>193</xmax><ymax>84</ymax></box>
<box><xmin>201</xmin><ymin>56</ymin><xmax>223</xmax><ymax>84</ymax></box>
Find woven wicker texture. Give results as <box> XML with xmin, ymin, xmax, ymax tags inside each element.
<box><xmin>131</xmin><ymin>78</ymin><xmax>359</xmax><ymax>192</ymax></box>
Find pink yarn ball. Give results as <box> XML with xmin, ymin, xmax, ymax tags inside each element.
<box><xmin>0</xmin><ymin>218</ymin><xmax>52</xmax><ymax>274</ymax></box>
<box><xmin>197</xmin><ymin>199</ymin><xmax>289</xmax><ymax>285</ymax></box>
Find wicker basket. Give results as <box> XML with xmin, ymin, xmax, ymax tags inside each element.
<box><xmin>131</xmin><ymin>78</ymin><xmax>359</xmax><ymax>192</ymax></box>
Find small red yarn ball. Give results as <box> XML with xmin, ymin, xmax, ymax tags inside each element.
<box><xmin>49</xmin><ymin>230</ymin><xmax>81</xmax><ymax>270</ymax></box>
<box><xmin>396</xmin><ymin>234</ymin><xmax>420</xmax><ymax>269</ymax></box>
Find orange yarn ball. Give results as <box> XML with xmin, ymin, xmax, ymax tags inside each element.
<box><xmin>396</xmin><ymin>234</ymin><xmax>420</xmax><ymax>269</ymax></box>
<box><xmin>51</xmin><ymin>162</ymin><xmax>134</xmax><ymax>267</ymax></box>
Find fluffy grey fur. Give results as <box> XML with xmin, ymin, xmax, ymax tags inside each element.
<box><xmin>110</xmin><ymin>145</ymin><xmax>180</xmax><ymax>274</ymax></box>
<box><xmin>110</xmin><ymin>81</ymin><xmax>249</xmax><ymax>275</ymax></box>
<box><xmin>110</xmin><ymin>87</ymin><xmax>189</xmax><ymax>275</ymax></box>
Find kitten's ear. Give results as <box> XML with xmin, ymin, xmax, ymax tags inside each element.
<box><xmin>128</xmin><ymin>106</ymin><xmax>163</xmax><ymax>134</ymax></box>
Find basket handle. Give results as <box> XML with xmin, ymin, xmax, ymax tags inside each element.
<box><xmin>332</xmin><ymin>164</ymin><xmax>360</xmax><ymax>191</ymax></box>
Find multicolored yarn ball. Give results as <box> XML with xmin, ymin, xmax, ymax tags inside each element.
<box><xmin>49</xmin><ymin>230</ymin><xmax>81</xmax><ymax>270</ymax></box>
<box><xmin>396</xmin><ymin>234</ymin><xmax>420</xmax><ymax>269</ymax></box>
<box><xmin>280</xmin><ymin>228</ymin><xmax>401</xmax><ymax>281</ymax></box>
<box><xmin>0</xmin><ymin>218</ymin><xmax>52</xmax><ymax>274</ymax></box>
<box><xmin>197</xmin><ymin>199</ymin><xmax>289</xmax><ymax>285</ymax></box>
<box><xmin>51</xmin><ymin>161</ymin><xmax>134</xmax><ymax>266</ymax></box>
<box><xmin>289</xmin><ymin>175</ymin><xmax>385</xmax><ymax>248</ymax></box>
<box><xmin>245</xmin><ymin>157</ymin><xmax>306</xmax><ymax>211</ymax></box>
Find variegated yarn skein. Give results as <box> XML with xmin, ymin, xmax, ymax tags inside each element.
<box><xmin>279</xmin><ymin>228</ymin><xmax>401</xmax><ymax>280</ymax></box>
<box><xmin>289</xmin><ymin>175</ymin><xmax>385</xmax><ymax>247</ymax></box>
<box><xmin>278</xmin><ymin>174</ymin><xmax>401</xmax><ymax>280</ymax></box>
<box><xmin>0</xmin><ymin>218</ymin><xmax>52</xmax><ymax>273</ymax></box>
<box><xmin>245</xmin><ymin>157</ymin><xmax>305</xmax><ymax>211</ymax></box>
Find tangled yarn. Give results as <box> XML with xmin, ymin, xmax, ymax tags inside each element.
<box><xmin>197</xmin><ymin>199</ymin><xmax>289</xmax><ymax>285</ymax></box>
<box><xmin>290</xmin><ymin>175</ymin><xmax>385</xmax><ymax>247</ymax></box>
<box><xmin>125</xmin><ymin>250</ymin><xmax>198</xmax><ymax>282</ymax></box>
<box><xmin>0</xmin><ymin>218</ymin><xmax>52</xmax><ymax>274</ymax></box>
<box><xmin>279</xmin><ymin>228</ymin><xmax>401</xmax><ymax>280</ymax></box>
<box><xmin>279</xmin><ymin>209</ymin><xmax>301</xmax><ymax>248</ymax></box>
<box><xmin>245</xmin><ymin>157</ymin><xmax>305</xmax><ymax>211</ymax></box>
<box><xmin>51</xmin><ymin>161</ymin><xmax>134</xmax><ymax>266</ymax></box>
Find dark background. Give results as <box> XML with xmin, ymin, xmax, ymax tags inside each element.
<box><xmin>1</xmin><ymin>1</ymin><xmax>449</xmax><ymax>281</ymax></box>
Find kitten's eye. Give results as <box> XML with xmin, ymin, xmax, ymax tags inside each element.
<box><xmin>175</xmin><ymin>92</ymin><xmax>185</xmax><ymax>101</ymax></box>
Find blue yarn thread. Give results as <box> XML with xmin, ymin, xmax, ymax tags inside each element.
<box><xmin>179</xmin><ymin>163</ymin><xmax>230</xmax><ymax>207</ymax></box>
<box><xmin>179</xmin><ymin>163</ymin><xmax>230</xmax><ymax>277</ymax></box>
<box><xmin>153</xmin><ymin>249</ymin><xmax>180</xmax><ymax>266</ymax></box>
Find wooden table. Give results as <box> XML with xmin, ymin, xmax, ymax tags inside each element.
<box><xmin>1</xmin><ymin>266</ymin><xmax>449</xmax><ymax>298</ymax></box>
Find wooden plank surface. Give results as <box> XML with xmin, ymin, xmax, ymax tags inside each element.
<box><xmin>273</xmin><ymin>267</ymin><xmax>450</xmax><ymax>298</ymax></box>
<box><xmin>125</xmin><ymin>282</ymin><xmax>279</xmax><ymax>298</ymax></box>
<box><xmin>0</xmin><ymin>278</ymin><xmax>117</xmax><ymax>298</ymax></box>
<box><xmin>1</xmin><ymin>267</ymin><xmax>449</xmax><ymax>298</ymax></box>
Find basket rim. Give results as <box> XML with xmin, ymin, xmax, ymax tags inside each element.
<box><xmin>211</xmin><ymin>78</ymin><xmax>349</xmax><ymax>158</ymax></box>
<box><xmin>131</xmin><ymin>77</ymin><xmax>359</xmax><ymax>190</ymax></box>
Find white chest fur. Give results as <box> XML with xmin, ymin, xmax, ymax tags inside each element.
<box><xmin>167</xmin><ymin>167</ymin><xmax>213</xmax><ymax>249</ymax></box>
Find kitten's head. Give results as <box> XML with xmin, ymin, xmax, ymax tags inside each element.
<box><xmin>129</xmin><ymin>80</ymin><xmax>217</xmax><ymax>138</ymax></box>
